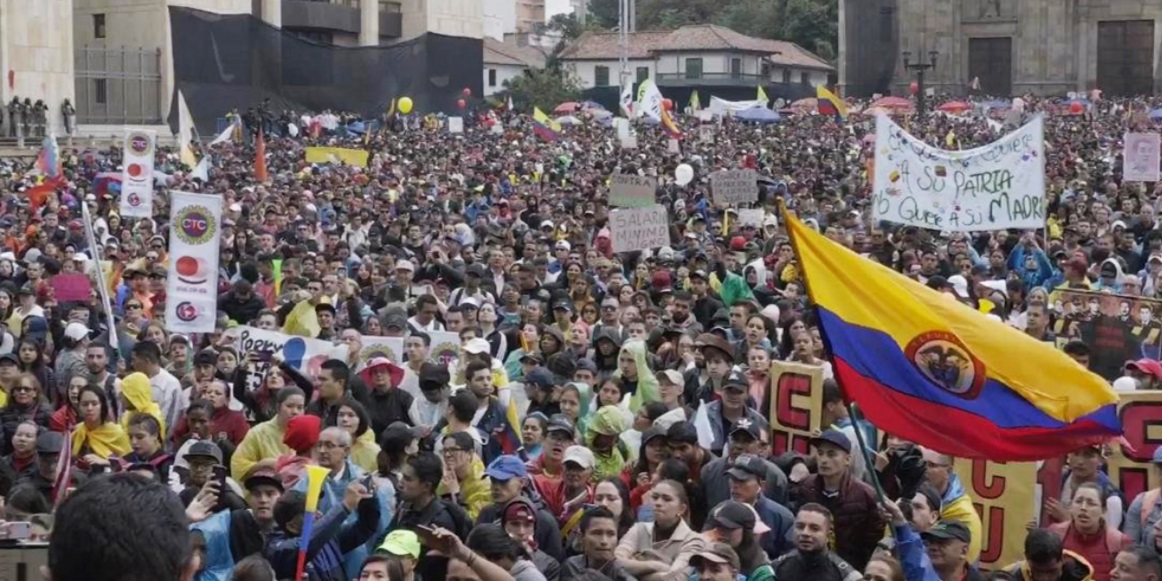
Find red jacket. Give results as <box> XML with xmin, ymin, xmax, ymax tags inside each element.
<box><xmin>172</xmin><ymin>406</ymin><xmax>250</xmax><ymax>445</ymax></box>
<box><xmin>1048</xmin><ymin>521</ymin><xmax>1131</xmax><ymax>581</ymax></box>
<box><xmin>49</xmin><ymin>406</ymin><xmax>77</xmax><ymax>433</ymax></box>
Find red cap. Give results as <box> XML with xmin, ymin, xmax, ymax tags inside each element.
<box><xmin>1125</xmin><ymin>359</ymin><xmax>1162</xmax><ymax>379</ymax></box>
<box><xmin>283</xmin><ymin>414</ymin><xmax>322</xmax><ymax>455</ymax></box>
<box><xmin>730</xmin><ymin>236</ymin><xmax>747</xmax><ymax>250</ymax></box>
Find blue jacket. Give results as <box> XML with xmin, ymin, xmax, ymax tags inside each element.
<box><xmin>754</xmin><ymin>496</ymin><xmax>795</xmax><ymax>560</ymax></box>
<box><xmin>702</xmin><ymin>400</ymin><xmax>770</xmax><ymax>457</ymax></box>
<box><xmin>266</xmin><ymin>498</ymin><xmax>380</xmax><ymax>581</ymax></box>
<box><xmin>893</xmin><ymin>524</ymin><xmax>940</xmax><ymax>581</ymax></box>
<box><xmin>191</xmin><ymin>511</ymin><xmax>234</xmax><ymax>581</ymax></box>
<box><xmin>293</xmin><ymin>459</ymin><xmax>394</xmax><ymax>579</ymax></box>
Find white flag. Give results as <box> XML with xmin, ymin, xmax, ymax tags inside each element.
<box><xmin>693</xmin><ymin>401</ymin><xmax>715</xmax><ymax>450</ymax></box>
<box><xmin>190</xmin><ymin>156</ymin><xmax>210</xmax><ymax>182</ymax></box>
<box><xmin>209</xmin><ymin>122</ymin><xmax>235</xmax><ymax>146</ymax></box>
<box><xmin>619</xmin><ymin>82</ymin><xmax>635</xmax><ymax>118</ymax></box>
<box><xmin>636</xmin><ymin>79</ymin><xmax>663</xmax><ymax>121</ymax></box>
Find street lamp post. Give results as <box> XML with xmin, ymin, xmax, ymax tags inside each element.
<box><xmin>902</xmin><ymin>50</ymin><xmax>938</xmax><ymax>116</ymax></box>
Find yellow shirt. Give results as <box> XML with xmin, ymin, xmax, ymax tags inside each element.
<box><xmin>230</xmin><ymin>419</ymin><xmax>289</xmax><ymax>481</ymax></box>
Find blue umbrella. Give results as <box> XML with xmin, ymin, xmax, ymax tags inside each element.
<box><xmin>736</xmin><ymin>106</ymin><xmax>780</xmax><ymax>123</ymax></box>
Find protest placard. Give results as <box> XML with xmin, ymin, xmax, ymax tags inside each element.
<box><xmin>357</xmin><ymin>336</ymin><xmax>406</xmax><ymax>369</ymax></box>
<box><xmin>951</xmin><ymin>459</ymin><xmax>1036</xmax><ymax>568</ymax></box>
<box><xmin>768</xmin><ymin>360</ymin><xmax>824</xmax><ymax>456</ymax></box>
<box><xmin>737</xmin><ymin>208</ymin><xmax>765</xmax><ymax>228</ymax></box>
<box><xmin>229</xmin><ymin>326</ymin><xmax>347</xmax><ymax>393</ymax></box>
<box><xmin>610</xmin><ymin>205</ymin><xmax>670</xmax><ymax>253</ymax></box>
<box><xmin>711</xmin><ymin>169</ymin><xmax>759</xmax><ymax>204</ymax></box>
<box><xmin>1052</xmin><ymin>289</ymin><xmax>1162</xmax><ymax>380</ymax></box>
<box><xmin>428</xmin><ymin>331</ymin><xmax>462</xmax><ymax>368</ymax></box>
<box><xmin>1106</xmin><ymin>390</ymin><xmax>1162</xmax><ymax>504</ymax></box>
<box><xmin>609</xmin><ymin>173</ymin><xmax>656</xmax><ymax>208</ymax></box>
<box><xmin>872</xmin><ymin>114</ymin><xmax>1045</xmax><ymax>231</ymax></box>
<box><xmin>619</xmin><ymin>136</ymin><xmax>638</xmax><ymax>149</ymax></box>
<box><xmin>448</xmin><ymin>117</ymin><xmax>464</xmax><ymax>134</ymax></box>
<box><xmin>699</xmin><ymin>125</ymin><xmax>715</xmax><ymax>143</ymax></box>
<box><xmin>667</xmin><ymin>139</ymin><xmax>680</xmax><ymax>153</ymax></box>
<box><xmin>305</xmin><ymin>147</ymin><xmax>370</xmax><ymax>168</ymax></box>
<box><xmin>53</xmin><ymin>274</ymin><xmax>92</xmax><ymax>302</ymax></box>
<box><xmin>1123</xmin><ymin>132</ymin><xmax>1160</xmax><ymax>182</ymax></box>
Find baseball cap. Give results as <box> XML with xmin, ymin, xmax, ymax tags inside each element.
<box><xmin>185</xmin><ymin>441</ymin><xmax>223</xmax><ymax>463</ymax></box>
<box><xmin>519</xmin><ymin>352</ymin><xmax>544</xmax><ymax>365</ymax></box>
<box><xmin>194</xmin><ymin>349</ymin><xmax>218</xmax><ymax>367</ymax></box>
<box><xmin>484</xmin><ymin>455</ymin><xmax>528</xmax><ymax>481</ymax></box>
<box><xmin>1125</xmin><ymin>358</ymin><xmax>1162</xmax><ymax>379</ymax></box>
<box><xmin>0</xmin><ymin>353</ymin><xmax>18</xmax><ymax>366</ymax></box>
<box><xmin>418</xmin><ymin>363</ymin><xmax>450</xmax><ymax>392</ymax></box>
<box><xmin>708</xmin><ymin>500</ymin><xmax>770</xmax><ymax>535</ymax></box>
<box><xmin>655</xmin><ymin>369</ymin><xmax>683</xmax><ymax>386</ymax></box>
<box><xmin>546</xmin><ymin>416</ymin><xmax>576</xmax><ymax>438</ymax></box>
<box><xmin>1153</xmin><ymin>446</ymin><xmax>1162</xmax><ymax>464</ymax></box>
<box><xmin>502</xmin><ymin>497</ymin><xmax>538</xmax><ymax>525</ymax></box>
<box><xmin>36</xmin><ymin>431</ymin><xmax>64</xmax><ymax>454</ymax></box>
<box><xmin>378</xmin><ymin>530</ymin><xmax>421</xmax><ymax>559</ymax></box>
<box><xmin>726</xmin><ymin>454</ymin><xmax>767</xmax><ymax>482</ymax></box>
<box><xmin>64</xmin><ymin>322</ymin><xmax>89</xmax><ymax>342</ymax></box>
<box><xmin>722</xmin><ymin>371</ymin><xmax>748</xmax><ymax>392</ymax></box>
<box><xmin>728</xmin><ymin>418</ymin><xmax>761</xmax><ymax>441</ymax></box>
<box><xmin>244</xmin><ymin>467</ymin><xmax>285</xmax><ymax>492</ymax></box>
<box><xmin>464</xmin><ymin>338</ymin><xmax>491</xmax><ymax>355</ymax></box>
<box><xmin>810</xmin><ymin>429</ymin><xmax>852</xmax><ymax>454</ymax></box>
<box><xmin>563</xmin><ymin>445</ymin><xmax>596</xmax><ymax>469</ymax></box>
<box><xmin>690</xmin><ymin>542</ymin><xmax>741</xmax><ymax>572</ymax></box>
<box><xmin>921</xmin><ymin>520</ymin><xmax>972</xmax><ymax>544</ymax></box>
<box><xmin>524</xmin><ymin>367</ymin><xmax>554</xmax><ymax>388</ymax></box>
<box><xmin>395</xmin><ymin>259</ymin><xmax>415</xmax><ymax>272</ymax></box>
<box><xmin>466</xmin><ymin>263</ymin><xmax>487</xmax><ymax>277</ymax></box>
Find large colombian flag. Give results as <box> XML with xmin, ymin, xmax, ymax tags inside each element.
<box><xmin>784</xmin><ymin>210</ymin><xmax>1120</xmax><ymax>461</ymax></box>
<box><xmin>816</xmin><ymin>85</ymin><xmax>848</xmax><ymax>121</ymax></box>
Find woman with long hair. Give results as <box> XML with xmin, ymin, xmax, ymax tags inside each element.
<box><xmin>477</xmin><ymin>302</ymin><xmax>508</xmax><ymax>361</ymax></box>
<box><xmin>72</xmin><ymin>385</ymin><xmax>130</xmax><ymax>467</ymax></box>
<box><xmin>558</xmin><ymin>382</ymin><xmax>591</xmax><ymax>439</ymax></box>
<box><xmin>335</xmin><ymin>399</ymin><xmax>380</xmax><ymax>473</ymax></box>
<box><xmin>1048</xmin><ymin>482</ymin><xmax>1131</xmax><ymax>581</ymax></box>
<box><xmin>0</xmin><ymin>373</ymin><xmax>51</xmax><ymax>455</ymax></box>
<box><xmin>594</xmin><ymin>477</ymin><xmax>636</xmax><ymax>539</ymax></box>
<box><xmin>616</xmin><ymin>479</ymin><xmax>705</xmax><ymax>579</ymax></box>
<box><xmin>50</xmin><ymin>374</ymin><xmax>87</xmax><ymax>433</ymax></box>
<box><xmin>621</xmin><ymin>427</ymin><xmax>668</xmax><ymax>515</ymax></box>
<box><xmin>376</xmin><ymin>422</ymin><xmax>419</xmax><ymax>496</ymax></box>
<box><xmin>15</xmin><ymin>340</ymin><xmax>53</xmax><ymax>407</ymax></box>
<box><xmin>172</xmin><ymin>380</ymin><xmax>248</xmax><ymax>447</ymax></box>
<box><xmin>520</xmin><ymin>413</ymin><xmax>547</xmax><ymax>461</ymax></box>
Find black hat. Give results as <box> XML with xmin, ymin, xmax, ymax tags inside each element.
<box><xmin>728</xmin><ymin>418</ymin><xmax>761</xmax><ymax>441</ymax></box>
<box><xmin>574</xmin><ymin>358</ymin><xmax>597</xmax><ymax>374</ymax></box>
<box><xmin>274</xmin><ymin>490</ymin><xmax>307</xmax><ymax>528</ymax></box>
<box><xmin>186</xmin><ymin>441</ymin><xmax>223</xmax><ymax>463</ymax></box>
<box><xmin>314</xmin><ymin>302</ymin><xmax>337</xmax><ymax>316</ymax></box>
<box><xmin>194</xmin><ymin>349</ymin><xmax>218</xmax><ymax>367</ymax></box>
<box><xmin>519</xmin><ymin>352</ymin><xmax>544</xmax><ymax>365</ymax></box>
<box><xmin>642</xmin><ymin>426</ymin><xmax>666</xmax><ymax>446</ymax></box>
<box><xmin>36</xmin><ymin>431</ymin><xmax>64</xmax><ymax>454</ymax></box>
<box><xmin>810</xmin><ymin>429</ymin><xmax>852</xmax><ymax>454</ymax></box>
<box><xmin>708</xmin><ymin>500</ymin><xmax>757</xmax><ymax>530</ymax></box>
<box><xmin>552</xmin><ymin>299</ymin><xmax>573</xmax><ymax>312</ymax></box>
<box><xmin>418</xmin><ymin>363</ymin><xmax>450</xmax><ymax>392</ymax></box>
<box><xmin>689</xmin><ymin>269</ymin><xmax>708</xmax><ymax>281</ymax></box>
<box><xmin>546</xmin><ymin>416</ymin><xmax>576</xmax><ymax>438</ymax></box>
<box><xmin>921</xmin><ymin>520</ymin><xmax>972</xmax><ymax>544</ymax></box>
<box><xmin>524</xmin><ymin>367</ymin><xmax>554</xmax><ymax>388</ymax></box>
<box><xmin>722</xmin><ymin>371</ymin><xmax>747</xmax><ymax>392</ymax></box>
<box><xmin>726</xmin><ymin>454</ymin><xmax>767</xmax><ymax>481</ymax></box>
<box><xmin>0</xmin><ymin>353</ymin><xmax>18</xmax><ymax>366</ymax></box>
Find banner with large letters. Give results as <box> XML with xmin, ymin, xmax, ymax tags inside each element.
<box><xmin>227</xmin><ymin>326</ymin><xmax>347</xmax><ymax>394</ymax></box>
<box><xmin>872</xmin><ymin>114</ymin><xmax>1045</xmax><ymax>231</ymax></box>
<box><xmin>165</xmin><ymin>191</ymin><xmax>222</xmax><ymax>333</ymax></box>
<box><xmin>120</xmin><ymin>129</ymin><xmax>156</xmax><ymax>217</ymax></box>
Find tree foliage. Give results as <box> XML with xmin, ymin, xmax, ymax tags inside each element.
<box><xmin>597</xmin><ymin>0</ymin><xmax>837</xmax><ymax>61</ymax></box>
<box><xmin>503</xmin><ymin>67</ymin><xmax>583</xmax><ymax>112</ymax></box>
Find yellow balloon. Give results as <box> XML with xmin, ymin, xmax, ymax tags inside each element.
<box><xmin>398</xmin><ymin>97</ymin><xmax>413</xmax><ymax>115</ymax></box>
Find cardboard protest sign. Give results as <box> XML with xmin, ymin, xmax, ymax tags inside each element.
<box><xmin>952</xmin><ymin>459</ymin><xmax>1036</xmax><ymax>568</ymax></box>
<box><xmin>768</xmin><ymin>360</ymin><xmax>824</xmax><ymax>456</ymax></box>
<box><xmin>609</xmin><ymin>173</ymin><xmax>656</xmax><ymax>208</ymax></box>
<box><xmin>1107</xmin><ymin>390</ymin><xmax>1162</xmax><ymax>504</ymax></box>
<box><xmin>305</xmin><ymin>147</ymin><xmax>370</xmax><ymax>168</ymax></box>
<box><xmin>229</xmin><ymin>326</ymin><xmax>347</xmax><ymax>392</ymax></box>
<box><xmin>711</xmin><ymin>169</ymin><xmax>759</xmax><ymax>204</ymax></box>
<box><xmin>699</xmin><ymin>125</ymin><xmax>715</xmax><ymax>143</ymax></box>
<box><xmin>610</xmin><ymin>205</ymin><xmax>670</xmax><ymax>253</ymax></box>
<box><xmin>872</xmin><ymin>114</ymin><xmax>1045</xmax><ymax>231</ymax></box>
<box><xmin>1052</xmin><ymin>289</ymin><xmax>1162</xmax><ymax>380</ymax></box>
<box><xmin>1123</xmin><ymin>132</ymin><xmax>1161</xmax><ymax>182</ymax></box>
<box><xmin>448</xmin><ymin>117</ymin><xmax>464</xmax><ymax>134</ymax></box>
<box><xmin>737</xmin><ymin>209</ymin><xmax>765</xmax><ymax>228</ymax></box>
<box><xmin>357</xmin><ymin>336</ymin><xmax>406</xmax><ymax>369</ymax></box>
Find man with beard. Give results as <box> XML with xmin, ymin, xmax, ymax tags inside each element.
<box><xmin>771</xmin><ymin>503</ymin><xmax>862</xmax><ymax>581</ymax></box>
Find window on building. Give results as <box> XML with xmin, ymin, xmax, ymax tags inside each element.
<box><xmin>782</xmin><ymin>69</ymin><xmax>791</xmax><ymax>83</ymax></box>
<box><xmin>800</xmin><ymin>72</ymin><xmax>810</xmax><ymax>84</ymax></box>
<box><xmin>730</xmin><ymin>58</ymin><xmax>742</xmax><ymax>79</ymax></box>
<box><xmin>488</xmin><ymin>69</ymin><xmax>497</xmax><ymax>87</ymax></box>
<box><xmin>760</xmin><ymin>62</ymin><xmax>771</xmax><ymax>78</ymax></box>
<box><xmin>595</xmin><ymin>65</ymin><xmax>610</xmax><ymax>86</ymax></box>
<box><xmin>379</xmin><ymin>0</ymin><xmax>402</xmax><ymax>12</ymax></box>
<box><xmin>685</xmin><ymin>57</ymin><xmax>703</xmax><ymax>80</ymax></box>
<box><xmin>95</xmin><ymin>79</ymin><xmax>107</xmax><ymax>104</ymax></box>
<box><xmin>93</xmin><ymin>14</ymin><xmax>106</xmax><ymax>39</ymax></box>
<box><xmin>636</xmin><ymin>66</ymin><xmax>649</xmax><ymax>83</ymax></box>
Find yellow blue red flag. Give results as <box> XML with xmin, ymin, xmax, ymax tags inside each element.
<box><xmin>816</xmin><ymin>85</ymin><xmax>848</xmax><ymax>121</ymax></box>
<box><xmin>660</xmin><ymin>108</ymin><xmax>682</xmax><ymax>140</ymax></box>
<box><xmin>533</xmin><ymin>107</ymin><xmax>561</xmax><ymax>141</ymax></box>
<box><xmin>783</xmin><ymin>210</ymin><xmax>1120</xmax><ymax>461</ymax></box>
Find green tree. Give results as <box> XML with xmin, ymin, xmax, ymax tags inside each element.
<box><xmin>587</xmin><ymin>0</ymin><xmax>621</xmax><ymax>28</ymax></box>
<box><xmin>503</xmin><ymin>68</ymin><xmax>583</xmax><ymax>112</ymax></box>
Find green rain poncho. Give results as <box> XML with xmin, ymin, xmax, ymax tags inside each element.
<box><xmin>612</xmin><ymin>339</ymin><xmax>660</xmax><ymax>412</ymax></box>
<box><xmin>586</xmin><ymin>405</ymin><xmax>629</xmax><ymax>481</ymax></box>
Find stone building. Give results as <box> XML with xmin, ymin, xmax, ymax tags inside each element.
<box><xmin>840</xmin><ymin>0</ymin><xmax>1162</xmax><ymax>97</ymax></box>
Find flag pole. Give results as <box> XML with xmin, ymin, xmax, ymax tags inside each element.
<box><xmin>777</xmin><ymin>199</ymin><xmax>895</xmax><ymax>515</ymax></box>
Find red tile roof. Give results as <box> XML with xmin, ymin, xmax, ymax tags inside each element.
<box><xmin>557</xmin><ymin>30</ymin><xmax>672</xmax><ymax>60</ymax></box>
<box><xmin>484</xmin><ymin>37</ymin><xmax>549</xmax><ymax>68</ymax></box>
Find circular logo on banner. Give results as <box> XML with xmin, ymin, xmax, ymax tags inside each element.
<box><xmin>127</xmin><ymin>163</ymin><xmax>144</xmax><ymax>179</ymax></box>
<box><xmin>128</xmin><ymin>132</ymin><xmax>152</xmax><ymax>156</ymax></box>
<box><xmin>175</xmin><ymin>205</ymin><xmax>217</xmax><ymax>245</ymax></box>
<box><xmin>126</xmin><ymin>192</ymin><xmax>142</xmax><ymax>207</ymax></box>
<box><xmin>904</xmin><ymin>331</ymin><xmax>986</xmax><ymax>399</ymax></box>
<box><xmin>429</xmin><ymin>342</ymin><xmax>460</xmax><ymax>368</ymax></box>
<box><xmin>359</xmin><ymin>345</ymin><xmax>398</xmax><ymax>367</ymax></box>
<box><xmin>175</xmin><ymin>255</ymin><xmax>208</xmax><ymax>285</ymax></box>
<box><xmin>175</xmin><ymin>302</ymin><xmax>199</xmax><ymax>322</ymax></box>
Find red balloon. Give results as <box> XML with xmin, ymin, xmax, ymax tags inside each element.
<box><xmin>662</xmin><ymin>99</ymin><xmax>673</xmax><ymax>111</ymax></box>
<box><xmin>457</xmin><ymin>99</ymin><xmax>466</xmax><ymax>110</ymax></box>
<box><xmin>1069</xmin><ymin>101</ymin><xmax>1084</xmax><ymax>114</ymax></box>
<box><xmin>462</xmin><ymin>88</ymin><xmax>472</xmax><ymax>97</ymax></box>
<box><xmin>909</xmin><ymin>81</ymin><xmax>919</xmax><ymax>95</ymax></box>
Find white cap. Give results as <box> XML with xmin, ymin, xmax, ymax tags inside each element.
<box><xmin>540</xmin><ymin>220</ymin><xmax>554</xmax><ymax>230</ymax></box>
<box><xmin>562</xmin><ymin>445</ymin><xmax>596</xmax><ymax>469</ymax></box>
<box><xmin>463</xmin><ymin>338</ymin><xmax>491</xmax><ymax>355</ymax></box>
<box><xmin>64</xmin><ymin>322</ymin><xmax>89</xmax><ymax>342</ymax></box>
<box><xmin>555</xmin><ymin>240</ymin><xmax>571</xmax><ymax>251</ymax></box>
<box><xmin>72</xmin><ymin>253</ymin><xmax>88</xmax><ymax>262</ymax></box>
<box><xmin>395</xmin><ymin>259</ymin><xmax>415</xmax><ymax>272</ymax></box>
<box><xmin>460</xmin><ymin>297</ymin><xmax>479</xmax><ymax>309</ymax></box>
<box><xmin>980</xmin><ymin>279</ymin><xmax>1008</xmax><ymax>297</ymax></box>
<box><xmin>947</xmin><ymin>274</ymin><xmax>970</xmax><ymax>299</ymax></box>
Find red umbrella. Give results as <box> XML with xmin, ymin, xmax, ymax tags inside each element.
<box><xmin>554</xmin><ymin>102</ymin><xmax>580</xmax><ymax>114</ymax></box>
<box><xmin>870</xmin><ymin>96</ymin><xmax>915</xmax><ymax>112</ymax></box>
<box><xmin>938</xmin><ymin>101</ymin><xmax>972</xmax><ymax>113</ymax></box>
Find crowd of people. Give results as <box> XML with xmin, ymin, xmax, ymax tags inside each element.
<box><xmin>12</xmin><ymin>92</ymin><xmax>1162</xmax><ymax>581</ymax></box>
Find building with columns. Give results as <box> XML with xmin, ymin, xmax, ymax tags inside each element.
<box><xmin>839</xmin><ymin>0</ymin><xmax>1162</xmax><ymax>98</ymax></box>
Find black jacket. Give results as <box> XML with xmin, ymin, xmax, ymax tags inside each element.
<box><xmin>218</xmin><ymin>291</ymin><xmax>266</xmax><ymax>325</ymax></box>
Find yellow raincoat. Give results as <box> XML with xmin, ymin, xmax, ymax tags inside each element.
<box><xmin>119</xmin><ymin>372</ymin><xmax>167</xmax><ymax>440</ymax></box>
<box><xmin>231</xmin><ymin>419</ymin><xmax>290</xmax><ymax>481</ymax></box>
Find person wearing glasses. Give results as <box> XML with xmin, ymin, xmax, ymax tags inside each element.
<box><xmin>919</xmin><ymin>447</ymin><xmax>983</xmax><ymax>564</ymax></box>
<box><xmin>439</xmin><ymin>431</ymin><xmax>491</xmax><ymax>521</ymax></box>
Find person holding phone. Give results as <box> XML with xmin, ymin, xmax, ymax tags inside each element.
<box><xmin>266</xmin><ymin>479</ymin><xmax>382</xmax><ymax>581</ymax></box>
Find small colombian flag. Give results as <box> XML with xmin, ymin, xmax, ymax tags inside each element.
<box><xmin>816</xmin><ymin>85</ymin><xmax>848</xmax><ymax>121</ymax></box>
<box><xmin>533</xmin><ymin>107</ymin><xmax>561</xmax><ymax>141</ymax></box>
